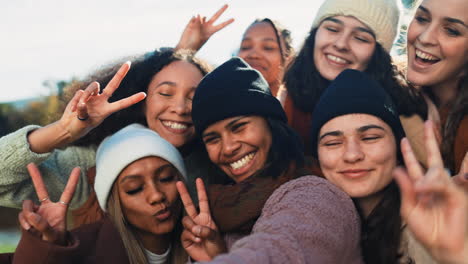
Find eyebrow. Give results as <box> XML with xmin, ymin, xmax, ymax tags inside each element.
<box><xmin>119</xmin><ymin>164</ymin><xmax>172</xmax><ymax>184</ymax></box>
<box><xmin>419</xmin><ymin>5</ymin><xmax>467</xmax><ymax>28</ymax></box>
<box><xmin>202</xmin><ymin>116</ymin><xmax>246</xmax><ymax>139</ymax></box>
<box><xmin>155</xmin><ymin>81</ymin><xmax>176</xmax><ymax>88</ymax></box>
<box><xmin>319</xmin><ymin>124</ymin><xmax>386</xmax><ymax>141</ymax></box>
<box><xmin>323</xmin><ymin>17</ymin><xmax>376</xmax><ymax>37</ymax></box>
<box><xmin>242</xmin><ymin>37</ymin><xmax>278</xmax><ymax>43</ymax></box>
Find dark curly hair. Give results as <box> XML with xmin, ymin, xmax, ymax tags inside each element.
<box><xmin>283</xmin><ymin>27</ymin><xmax>427</xmax><ymax>118</ymax></box>
<box><xmin>63</xmin><ymin>48</ymin><xmax>212</xmax><ymax>147</ymax></box>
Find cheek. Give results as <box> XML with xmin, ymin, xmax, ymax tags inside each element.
<box><xmin>354</xmin><ymin>47</ymin><xmax>374</xmax><ymax>70</ymax></box>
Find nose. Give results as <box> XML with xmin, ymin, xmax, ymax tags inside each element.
<box><xmin>146</xmin><ymin>183</ymin><xmax>166</xmax><ymax>205</ymax></box>
<box><xmin>333</xmin><ymin>32</ymin><xmax>350</xmax><ymax>51</ymax></box>
<box><xmin>171</xmin><ymin>95</ymin><xmax>190</xmax><ymax>116</ymax></box>
<box><xmin>221</xmin><ymin>135</ymin><xmax>241</xmax><ymax>158</ymax></box>
<box><xmin>343</xmin><ymin>140</ymin><xmax>364</xmax><ymax>163</ymax></box>
<box><xmin>417</xmin><ymin>24</ymin><xmax>438</xmax><ymax>46</ymax></box>
<box><xmin>245</xmin><ymin>47</ymin><xmax>261</xmax><ymax>60</ymax></box>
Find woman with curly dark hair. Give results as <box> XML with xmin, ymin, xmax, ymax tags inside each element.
<box><xmin>0</xmin><ymin>48</ymin><xmax>216</xmax><ymax>227</ymax></box>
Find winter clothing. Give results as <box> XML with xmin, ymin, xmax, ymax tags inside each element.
<box><xmin>94</xmin><ymin>124</ymin><xmax>186</xmax><ymax>211</ymax></box>
<box><xmin>310</xmin><ymin>69</ymin><xmax>405</xmax><ymax>158</ymax></box>
<box><xmin>192</xmin><ymin>57</ymin><xmax>286</xmax><ymax>135</ymax></box>
<box><xmin>12</xmin><ymin>216</ymin><xmax>187</xmax><ymax>264</ymax></box>
<box><xmin>0</xmin><ymin>125</ymin><xmax>95</xmax><ymax>209</ymax></box>
<box><xmin>312</xmin><ymin>0</ymin><xmax>400</xmax><ymax>51</ymax></box>
<box><xmin>206</xmin><ymin>176</ymin><xmax>364</xmax><ymax>264</ymax></box>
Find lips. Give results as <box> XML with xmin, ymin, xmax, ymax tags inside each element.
<box><xmin>338</xmin><ymin>169</ymin><xmax>373</xmax><ymax>178</ymax></box>
<box><xmin>161</xmin><ymin>120</ymin><xmax>191</xmax><ymax>134</ymax></box>
<box><xmin>154</xmin><ymin>207</ymin><xmax>171</xmax><ymax>221</ymax></box>
<box><xmin>414</xmin><ymin>48</ymin><xmax>440</xmax><ymax>65</ymax></box>
<box><xmin>326</xmin><ymin>54</ymin><xmax>350</xmax><ymax>64</ymax></box>
<box><xmin>224</xmin><ymin>151</ymin><xmax>257</xmax><ymax>179</ymax></box>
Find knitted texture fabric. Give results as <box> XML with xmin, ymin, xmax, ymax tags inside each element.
<box><xmin>310</xmin><ymin>69</ymin><xmax>405</xmax><ymax>158</ymax></box>
<box><xmin>192</xmin><ymin>57</ymin><xmax>286</xmax><ymax>135</ymax></box>
<box><xmin>312</xmin><ymin>0</ymin><xmax>400</xmax><ymax>51</ymax></box>
<box><xmin>95</xmin><ymin>124</ymin><xmax>186</xmax><ymax>211</ymax></box>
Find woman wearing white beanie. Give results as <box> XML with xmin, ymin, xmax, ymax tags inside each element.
<box><xmin>14</xmin><ymin>124</ymin><xmax>191</xmax><ymax>264</ymax></box>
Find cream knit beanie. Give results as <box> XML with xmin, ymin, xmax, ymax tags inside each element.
<box><xmin>94</xmin><ymin>123</ymin><xmax>187</xmax><ymax>211</ymax></box>
<box><xmin>312</xmin><ymin>0</ymin><xmax>400</xmax><ymax>52</ymax></box>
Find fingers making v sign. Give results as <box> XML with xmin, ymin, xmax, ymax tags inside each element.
<box><xmin>58</xmin><ymin>61</ymin><xmax>146</xmax><ymax>142</ymax></box>
<box><xmin>393</xmin><ymin>121</ymin><xmax>468</xmax><ymax>263</ymax></box>
<box><xmin>18</xmin><ymin>163</ymin><xmax>81</xmax><ymax>245</ymax></box>
<box><xmin>176</xmin><ymin>178</ymin><xmax>226</xmax><ymax>261</ymax></box>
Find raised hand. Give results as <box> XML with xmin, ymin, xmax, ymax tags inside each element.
<box><xmin>176</xmin><ymin>178</ymin><xmax>226</xmax><ymax>261</ymax></box>
<box><xmin>393</xmin><ymin>121</ymin><xmax>468</xmax><ymax>263</ymax></box>
<box><xmin>58</xmin><ymin>61</ymin><xmax>146</xmax><ymax>141</ymax></box>
<box><xmin>18</xmin><ymin>163</ymin><xmax>80</xmax><ymax>245</ymax></box>
<box><xmin>176</xmin><ymin>4</ymin><xmax>234</xmax><ymax>52</ymax></box>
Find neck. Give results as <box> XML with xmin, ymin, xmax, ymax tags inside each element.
<box><xmin>269</xmin><ymin>81</ymin><xmax>280</xmax><ymax>97</ymax></box>
<box><xmin>357</xmin><ymin>192</ymin><xmax>384</xmax><ymax>218</ymax></box>
<box><xmin>428</xmin><ymin>78</ymin><xmax>460</xmax><ymax>107</ymax></box>
<box><xmin>139</xmin><ymin>231</ymin><xmax>171</xmax><ymax>255</ymax></box>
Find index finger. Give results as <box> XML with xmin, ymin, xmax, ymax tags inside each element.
<box><xmin>59</xmin><ymin>167</ymin><xmax>81</xmax><ymax>205</ymax></box>
<box><xmin>424</xmin><ymin>121</ymin><xmax>444</xmax><ymax>169</ymax></box>
<box><xmin>208</xmin><ymin>4</ymin><xmax>229</xmax><ymax>23</ymax></box>
<box><xmin>195</xmin><ymin>178</ymin><xmax>210</xmax><ymax>215</ymax></box>
<box><xmin>27</xmin><ymin>163</ymin><xmax>50</xmax><ymax>202</ymax></box>
<box><xmin>176</xmin><ymin>181</ymin><xmax>198</xmax><ymax>219</ymax></box>
<box><xmin>101</xmin><ymin>61</ymin><xmax>131</xmax><ymax>97</ymax></box>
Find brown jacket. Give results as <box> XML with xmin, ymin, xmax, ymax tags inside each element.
<box><xmin>12</xmin><ymin>216</ymin><xmax>187</xmax><ymax>264</ymax></box>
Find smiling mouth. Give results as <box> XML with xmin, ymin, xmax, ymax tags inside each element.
<box><xmin>326</xmin><ymin>54</ymin><xmax>351</xmax><ymax>65</ymax></box>
<box><xmin>415</xmin><ymin>49</ymin><xmax>440</xmax><ymax>64</ymax></box>
<box><xmin>161</xmin><ymin>120</ymin><xmax>190</xmax><ymax>132</ymax></box>
<box><xmin>229</xmin><ymin>152</ymin><xmax>256</xmax><ymax>170</ymax></box>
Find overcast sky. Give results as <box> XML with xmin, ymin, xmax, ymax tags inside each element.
<box><xmin>0</xmin><ymin>0</ymin><xmax>329</xmax><ymax>102</ymax></box>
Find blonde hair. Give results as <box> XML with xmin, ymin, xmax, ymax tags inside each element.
<box><xmin>107</xmin><ymin>185</ymin><xmax>148</xmax><ymax>264</ymax></box>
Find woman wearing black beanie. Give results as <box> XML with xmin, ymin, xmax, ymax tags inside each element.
<box><xmin>176</xmin><ymin>57</ymin><xmax>364</xmax><ymax>263</ymax></box>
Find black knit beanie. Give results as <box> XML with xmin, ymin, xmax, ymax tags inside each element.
<box><xmin>192</xmin><ymin>57</ymin><xmax>286</xmax><ymax>135</ymax></box>
<box><xmin>310</xmin><ymin>69</ymin><xmax>405</xmax><ymax>158</ymax></box>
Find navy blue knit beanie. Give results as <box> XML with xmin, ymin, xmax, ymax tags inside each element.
<box><xmin>192</xmin><ymin>57</ymin><xmax>287</xmax><ymax>135</ymax></box>
<box><xmin>310</xmin><ymin>69</ymin><xmax>405</xmax><ymax>158</ymax></box>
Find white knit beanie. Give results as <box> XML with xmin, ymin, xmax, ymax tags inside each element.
<box><xmin>312</xmin><ymin>0</ymin><xmax>400</xmax><ymax>52</ymax></box>
<box><xmin>94</xmin><ymin>123</ymin><xmax>187</xmax><ymax>211</ymax></box>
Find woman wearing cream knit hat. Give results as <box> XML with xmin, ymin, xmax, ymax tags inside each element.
<box><xmin>280</xmin><ymin>0</ymin><xmax>428</xmax><ymax>174</ymax></box>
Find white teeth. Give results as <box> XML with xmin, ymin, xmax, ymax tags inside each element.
<box><xmin>230</xmin><ymin>153</ymin><xmax>255</xmax><ymax>170</ymax></box>
<box><xmin>415</xmin><ymin>49</ymin><xmax>439</xmax><ymax>61</ymax></box>
<box><xmin>162</xmin><ymin>121</ymin><xmax>188</xmax><ymax>130</ymax></box>
<box><xmin>326</xmin><ymin>54</ymin><xmax>348</xmax><ymax>64</ymax></box>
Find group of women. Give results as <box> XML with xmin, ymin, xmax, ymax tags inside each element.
<box><xmin>0</xmin><ymin>0</ymin><xmax>467</xmax><ymax>263</ymax></box>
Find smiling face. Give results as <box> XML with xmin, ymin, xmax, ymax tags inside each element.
<box><xmin>202</xmin><ymin>116</ymin><xmax>272</xmax><ymax>183</ymax></box>
<box><xmin>407</xmin><ymin>0</ymin><xmax>468</xmax><ymax>88</ymax></box>
<box><xmin>318</xmin><ymin>114</ymin><xmax>397</xmax><ymax>199</ymax></box>
<box><xmin>117</xmin><ymin>156</ymin><xmax>182</xmax><ymax>243</ymax></box>
<box><xmin>238</xmin><ymin>22</ymin><xmax>284</xmax><ymax>88</ymax></box>
<box><xmin>144</xmin><ymin>60</ymin><xmax>204</xmax><ymax>148</ymax></box>
<box><xmin>314</xmin><ymin>16</ymin><xmax>377</xmax><ymax>81</ymax></box>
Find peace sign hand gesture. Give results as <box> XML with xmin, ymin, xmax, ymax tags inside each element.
<box><xmin>176</xmin><ymin>178</ymin><xmax>226</xmax><ymax>261</ymax></box>
<box><xmin>58</xmin><ymin>61</ymin><xmax>146</xmax><ymax>143</ymax></box>
<box><xmin>393</xmin><ymin>121</ymin><xmax>468</xmax><ymax>263</ymax></box>
<box><xmin>18</xmin><ymin>163</ymin><xmax>81</xmax><ymax>245</ymax></box>
<box><xmin>176</xmin><ymin>4</ymin><xmax>234</xmax><ymax>52</ymax></box>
